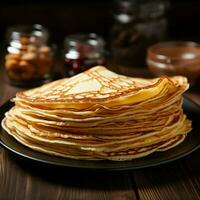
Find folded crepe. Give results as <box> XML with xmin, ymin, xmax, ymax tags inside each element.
<box><xmin>1</xmin><ymin>66</ymin><xmax>192</xmax><ymax>161</ymax></box>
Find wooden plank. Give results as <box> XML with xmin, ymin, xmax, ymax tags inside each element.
<box><xmin>131</xmin><ymin>158</ymin><xmax>200</xmax><ymax>200</ymax></box>
<box><xmin>183</xmin><ymin>150</ymin><xmax>200</xmax><ymax>196</ymax></box>
<box><xmin>0</xmin><ymin>150</ymin><xmax>137</xmax><ymax>200</ymax></box>
<box><xmin>0</xmin><ymin>73</ymin><xmax>22</xmax><ymax>106</ymax></box>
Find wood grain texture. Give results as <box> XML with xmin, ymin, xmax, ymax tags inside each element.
<box><xmin>0</xmin><ymin>70</ymin><xmax>200</xmax><ymax>200</ymax></box>
<box><xmin>0</xmin><ymin>147</ymin><xmax>138</xmax><ymax>200</ymax></box>
<box><xmin>0</xmin><ymin>73</ymin><xmax>23</xmax><ymax>106</ymax></box>
<box><xmin>132</xmin><ymin>157</ymin><xmax>200</xmax><ymax>200</ymax></box>
<box><xmin>0</xmin><ymin>150</ymin><xmax>137</xmax><ymax>200</ymax></box>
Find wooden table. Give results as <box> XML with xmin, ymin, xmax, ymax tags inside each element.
<box><xmin>0</xmin><ymin>71</ymin><xmax>200</xmax><ymax>200</ymax></box>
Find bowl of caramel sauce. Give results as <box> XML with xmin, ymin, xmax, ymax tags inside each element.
<box><xmin>147</xmin><ymin>41</ymin><xmax>200</xmax><ymax>84</ymax></box>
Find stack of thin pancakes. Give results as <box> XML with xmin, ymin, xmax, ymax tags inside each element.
<box><xmin>2</xmin><ymin>66</ymin><xmax>192</xmax><ymax>161</ymax></box>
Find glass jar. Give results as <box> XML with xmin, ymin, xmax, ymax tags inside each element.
<box><xmin>110</xmin><ymin>0</ymin><xmax>169</xmax><ymax>67</ymax></box>
<box><xmin>4</xmin><ymin>24</ymin><xmax>54</xmax><ymax>86</ymax></box>
<box><xmin>63</xmin><ymin>33</ymin><xmax>107</xmax><ymax>76</ymax></box>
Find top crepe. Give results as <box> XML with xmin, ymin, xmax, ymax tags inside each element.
<box><xmin>14</xmin><ymin>66</ymin><xmax>188</xmax><ymax>109</ymax></box>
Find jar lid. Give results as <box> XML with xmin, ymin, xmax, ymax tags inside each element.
<box><xmin>64</xmin><ymin>33</ymin><xmax>105</xmax><ymax>51</ymax></box>
<box><xmin>6</xmin><ymin>24</ymin><xmax>49</xmax><ymax>43</ymax></box>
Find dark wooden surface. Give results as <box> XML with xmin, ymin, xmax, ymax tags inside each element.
<box><xmin>0</xmin><ymin>71</ymin><xmax>200</xmax><ymax>200</ymax></box>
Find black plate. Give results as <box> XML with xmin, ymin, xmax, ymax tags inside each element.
<box><xmin>0</xmin><ymin>97</ymin><xmax>200</xmax><ymax>170</ymax></box>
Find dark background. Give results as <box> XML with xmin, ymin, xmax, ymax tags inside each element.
<box><xmin>0</xmin><ymin>0</ymin><xmax>200</xmax><ymax>45</ymax></box>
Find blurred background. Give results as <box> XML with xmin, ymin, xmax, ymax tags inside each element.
<box><xmin>1</xmin><ymin>0</ymin><xmax>200</xmax><ymax>86</ymax></box>
<box><xmin>0</xmin><ymin>0</ymin><xmax>199</xmax><ymax>44</ymax></box>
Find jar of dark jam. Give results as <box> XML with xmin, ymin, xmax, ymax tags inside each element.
<box><xmin>63</xmin><ymin>33</ymin><xmax>107</xmax><ymax>76</ymax></box>
<box><xmin>111</xmin><ymin>0</ymin><xmax>169</xmax><ymax>67</ymax></box>
<box><xmin>4</xmin><ymin>24</ymin><xmax>54</xmax><ymax>87</ymax></box>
